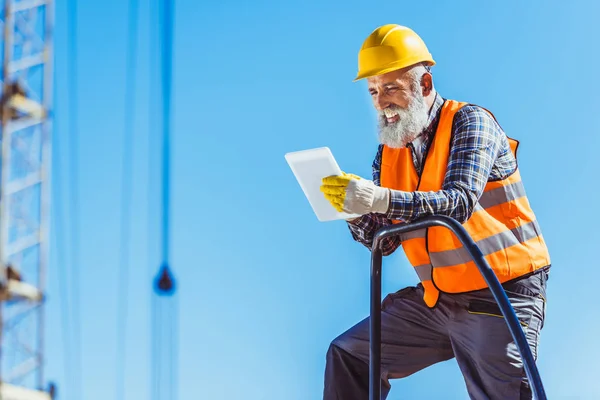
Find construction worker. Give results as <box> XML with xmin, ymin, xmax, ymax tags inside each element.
<box><xmin>320</xmin><ymin>24</ymin><xmax>551</xmax><ymax>400</ymax></box>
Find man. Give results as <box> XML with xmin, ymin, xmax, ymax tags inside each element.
<box><xmin>320</xmin><ymin>24</ymin><xmax>551</xmax><ymax>400</ymax></box>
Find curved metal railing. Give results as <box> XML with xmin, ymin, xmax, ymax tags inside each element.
<box><xmin>369</xmin><ymin>215</ymin><xmax>546</xmax><ymax>400</ymax></box>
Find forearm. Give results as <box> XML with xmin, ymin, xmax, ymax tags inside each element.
<box><xmin>347</xmin><ymin>213</ymin><xmax>401</xmax><ymax>255</ymax></box>
<box><xmin>386</xmin><ymin>181</ymin><xmax>478</xmax><ymax>224</ymax></box>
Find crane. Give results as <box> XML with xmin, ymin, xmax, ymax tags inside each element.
<box><xmin>1</xmin><ymin>1</ymin><xmax>179</xmax><ymax>398</ymax></box>
<box><xmin>0</xmin><ymin>0</ymin><xmax>55</xmax><ymax>399</ymax></box>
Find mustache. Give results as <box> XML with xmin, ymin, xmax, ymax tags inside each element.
<box><xmin>377</xmin><ymin>105</ymin><xmax>410</xmax><ymax>126</ymax></box>
<box><xmin>377</xmin><ymin>104</ymin><xmax>404</xmax><ymax>116</ymax></box>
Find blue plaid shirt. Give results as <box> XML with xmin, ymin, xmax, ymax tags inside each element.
<box><xmin>348</xmin><ymin>93</ymin><xmax>517</xmax><ymax>255</ymax></box>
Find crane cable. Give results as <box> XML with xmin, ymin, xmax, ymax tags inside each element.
<box><xmin>160</xmin><ymin>0</ymin><xmax>173</xmax><ymax>269</ymax></box>
<box><xmin>115</xmin><ymin>0</ymin><xmax>140</xmax><ymax>397</ymax></box>
<box><xmin>51</xmin><ymin>57</ymin><xmax>74</xmax><ymax>400</ymax></box>
<box><xmin>151</xmin><ymin>0</ymin><xmax>178</xmax><ymax>398</ymax></box>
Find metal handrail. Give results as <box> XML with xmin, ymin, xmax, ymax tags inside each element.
<box><xmin>369</xmin><ymin>215</ymin><xmax>546</xmax><ymax>400</ymax></box>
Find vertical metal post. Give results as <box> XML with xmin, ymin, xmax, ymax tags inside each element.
<box><xmin>369</xmin><ymin>248</ymin><xmax>382</xmax><ymax>400</ymax></box>
<box><xmin>369</xmin><ymin>215</ymin><xmax>546</xmax><ymax>400</ymax></box>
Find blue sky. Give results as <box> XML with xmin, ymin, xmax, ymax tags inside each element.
<box><xmin>43</xmin><ymin>0</ymin><xmax>600</xmax><ymax>399</ymax></box>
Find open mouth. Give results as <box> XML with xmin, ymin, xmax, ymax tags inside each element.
<box><xmin>383</xmin><ymin>108</ymin><xmax>399</xmax><ymax>124</ymax></box>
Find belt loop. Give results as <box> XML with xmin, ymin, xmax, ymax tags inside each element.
<box><xmin>542</xmin><ymin>267</ymin><xmax>550</xmax><ymax>284</ymax></box>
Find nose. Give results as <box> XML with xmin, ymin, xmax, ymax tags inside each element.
<box><xmin>373</xmin><ymin>94</ymin><xmax>390</xmax><ymax>111</ymax></box>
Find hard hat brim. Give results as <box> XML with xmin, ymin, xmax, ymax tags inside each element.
<box><xmin>353</xmin><ymin>57</ymin><xmax>435</xmax><ymax>82</ymax></box>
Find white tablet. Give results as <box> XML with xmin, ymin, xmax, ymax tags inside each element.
<box><xmin>285</xmin><ymin>147</ymin><xmax>362</xmax><ymax>222</ymax></box>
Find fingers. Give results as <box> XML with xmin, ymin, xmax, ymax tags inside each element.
<box><xmin>320</xmin><ymin>185</ymin><xmax>346</xmax><ymax>196</ymax></box>
<box><xmin>323</xmin><ymin>193</ymin><xmax>344</xmax><ymax>212</ymax></box>
<box><xmin>322</xmin><ymin>175</ymin><xmax>351</xmax><ymax>186</ymax></box>
<box><xmin>323</xmin><ymin>192</ymin><xmax>343</xmax><ymax>204</ymax></box>
<box><xmin>344</xmin><ymin>172</ymin><xmax>362</xmax><ymax>180</ymax></box>
<box><xmin>322</xmin><ymin>172</ymin><xmax>362</xmax><ymax>186</ymax></box>
<box><xmin>320</xmin><ymin>172</ymin><xmax>362</xmax><ymax>214</ymax></box>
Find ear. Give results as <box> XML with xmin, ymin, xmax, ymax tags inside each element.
<box><xmin>421</xmin><ymin>72</ymin><xmax>433</xmax><ymax>96</ymax></box>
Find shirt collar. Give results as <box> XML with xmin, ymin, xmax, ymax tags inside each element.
<box><xmin>406</xmin><ymin>92</ymin><xmax>444</xmax><ymax>151</ymax></box>
<box><xmin>422</xmin><ymin>92</ymin><xmax>444</xmax><ymax>138</ymax></box>
<box><xmin>428</xmin><ymin>92</ymin><xmax>444</xmax><ymax>125</ymax></box>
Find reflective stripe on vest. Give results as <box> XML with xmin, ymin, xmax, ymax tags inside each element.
<box><xmin>380</xmin><ymin>99</ymin><xmax>551</xmax><ymax>307</ymax></box>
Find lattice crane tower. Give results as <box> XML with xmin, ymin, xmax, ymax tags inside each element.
<box><xmin>0</xmin><ymin>0</ymin><xmax>55</xmax><ymax>399</ymax></box>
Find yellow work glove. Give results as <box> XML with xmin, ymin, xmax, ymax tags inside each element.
<box><xmin>320</xmin><ymin>171</ymin><xmax>390</xmax><ymax>215</ymax></box>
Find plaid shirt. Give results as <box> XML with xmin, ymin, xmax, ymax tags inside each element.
<box><xmin>348</xmin><ymin>93</ymin><xmax>517</xmax><ymax>255</ymax></box>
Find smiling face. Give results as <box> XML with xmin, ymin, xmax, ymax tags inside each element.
<box><xmin>367</xmin><ymin>64</ymin><xmax>434</xmax><ymax>148</ymax></box>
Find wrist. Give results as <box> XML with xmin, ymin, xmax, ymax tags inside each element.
<box><xmin>371</xmin><ymin>186</ymin><xmax>390</xmax><ymax>214</ymax></box>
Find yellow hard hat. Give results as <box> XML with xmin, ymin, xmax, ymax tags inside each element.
<box><xmin>354</xmin><ymin>24</ymin><xmax>435</xmax><ymax>81</ymax></box>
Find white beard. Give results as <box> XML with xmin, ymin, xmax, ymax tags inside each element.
<box><xmin>377</xmin><ymin>91</ymin><xmax>430</xmax><ymax>148</ymax></box>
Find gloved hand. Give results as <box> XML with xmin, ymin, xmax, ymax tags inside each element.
<box><xmin>320</xmin><ymin>172</ymin><xmax>390</xmax><ymax>215</ymax></box>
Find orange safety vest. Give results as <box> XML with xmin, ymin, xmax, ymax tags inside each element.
<box><xmin>380</xmin><ymin>99</ymin><xmax>551</xmax><ymax>308</ymax></box>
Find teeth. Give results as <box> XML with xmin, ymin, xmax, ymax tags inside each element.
<box><xmin>383</xmin><ymin>108</ymin><xmax>398</xmax><ymax>118</ymax></box>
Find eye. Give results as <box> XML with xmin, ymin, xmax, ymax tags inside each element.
<box><xmin>385</xmin><ymin>87</ymin><xmax>399</xmax><ymax>94</ymax></box>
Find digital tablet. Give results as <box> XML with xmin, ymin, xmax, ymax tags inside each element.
<box><xmin>285</xmin><ymin>147</ymin><xmax>362</xmax><ymax>222</ymax></box>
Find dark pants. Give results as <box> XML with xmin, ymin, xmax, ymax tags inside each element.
<box><xmin>323</xmin><ymin>269</ymin><xmax>549</xmax><ymax>400</ymax></box>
